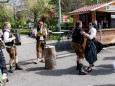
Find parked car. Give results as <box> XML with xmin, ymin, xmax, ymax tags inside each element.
<box><xmin>28</xmin><ymin>28</ymin><xmax>36</xmax><ymax>38</ymax></box>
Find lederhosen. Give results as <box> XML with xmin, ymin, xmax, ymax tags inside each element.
<box><xmin>4</xmin><ymin>30</ymin><xmax>17</xmax><ymax>59</ymax></box>
<box><xmin>72</xmin><ymin>28</ymin><xmax>84</xmax><ymax>58</ymax></box>
<box><xmin>36</xmin><ymin>28</ymin><xmax>46</xmax><ymax>51</ymax></box>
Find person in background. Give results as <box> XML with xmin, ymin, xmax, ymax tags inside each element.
<box><xmin>101</xmin><ymin>17</ymin><xmax>108</xmax><ymax>28</ymax></box>
<box><xmin>3</xmin><ymin>22</ymin><xmax>23</xmax><ymax>73</ymax></box>
<box><xmin>35</xmin><ymin>21</ymin><xmax>47</xmax><ymax>64</ymax></box>
<box><xmin>0</xmin><ymin>30</ymin><xmax>8</xmax><ymax>81</ymax></box>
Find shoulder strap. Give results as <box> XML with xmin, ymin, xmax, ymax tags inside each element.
<box><xmin>3</xmin><ymin>30</ymin><xmax>10</xmax><ymax>33</ymax></box>
<box><xmin>37</xmin><ymin>28</ymin><xmax>40</xmax><ymax>32</ymax></box>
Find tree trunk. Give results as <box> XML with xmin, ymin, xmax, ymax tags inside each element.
<box><xmin>34</xmin><ymin>11</ymin><xmax>37</xmax><ymax>27</ymax></box>
<box><xmin>44</xmin><ymin>46</ymin><xmax>56</xmax><ymax>70</ymax></box>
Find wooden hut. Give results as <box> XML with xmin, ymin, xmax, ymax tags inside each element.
<box><xmin>69</xmin><ymin>1</ymin><xmax>115</xmax><ymax>44</ymax></box>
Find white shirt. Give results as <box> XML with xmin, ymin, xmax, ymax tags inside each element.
<box><xmin>3</xmin><ymin>29</ymin><xmax>15</xmax><ymax>43</ymax></box>
<box><xmin>0</xmin><ymin>30</ymin><xmax>3</xmax><ymax>37</ymax></box>
<box><xmin>88</xmin><ymin>27</ymin><xmax>97</xmax><ymax>40</ymax></box>
<box><xmin>32</xmin><ymin>29</ymin><xmax>37</xmax><ymax>37</ymax></box>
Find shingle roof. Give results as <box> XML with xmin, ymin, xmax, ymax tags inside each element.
<box><xmin>69</xmin><ymin>1</ymin><xmax>115</xmax><ymax>15</ymax></box>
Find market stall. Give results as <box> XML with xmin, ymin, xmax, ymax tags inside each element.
<box><xmin>70</xmin><ymin>1</ymin><xmax>115</xmax><ymax>44</ymax></box>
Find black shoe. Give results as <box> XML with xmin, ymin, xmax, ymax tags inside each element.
<box><xmin>78</xmin><ymin>64</ymin><xmax>87</xmax><ymax>75</ymax></box>
<box><xmin>15</xmin><ymin>63</ymin><xmax>23</xmax><ymax>70</ymax></box>
<box><xmin>79</xmin><ymin>70</ymin><xmax>87</xmax><ymax>75</ymax></box>
<box><xmin>15</xmin><ymin>67</ymin><xmax>23</xmax><ymax>70</ymax></box>
<box><xmin>76</xmin><ymin>61</ymin><xmax>79</xmax><ymax>70</ymax></box>
<box><xmin>3</xmin><ymin>78</ymin><xmax>9</xmax><ymax>83</ymax></box>
<box><xmin>6</xmin><ymin>79</ymin><xmax>9</xmax><ymax>82</ymax></box>
<box><xmin>9</xmin><ymin>69</ymin><xmax>13</xmax><ymax>73</ymax></box>
<box><xmin>85</xmin><ymin>64</ymin><xmax>94</xmax><ymax>73</ymax></box>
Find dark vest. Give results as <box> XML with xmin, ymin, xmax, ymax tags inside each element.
<box><xmin>72</xmin><ymin>28</ymin><xmax>84</xmax><ymax>45</ymax></box>
<box><xmin>3</xmin><ymin>30</ymin><xmax>14</xmax><ymax>47</ymax></box>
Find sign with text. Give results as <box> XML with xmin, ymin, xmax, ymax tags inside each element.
<box><xmin>111</xmin><ymin>15</ymin><xmax>115</xmax><ymax>19</ymax></box>
<box><xmin>63</xmin><ymin>15</ymin><xmax>69</xmax><ymax>22</ymax></box>
<box><xmin>106</xmin><ymin>5</ymin><xmax>115</xmax><ymax>11</ymax></box>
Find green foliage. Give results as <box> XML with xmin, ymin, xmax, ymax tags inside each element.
<box><xmin>49</xmin><ymin>0</ymin><xmax>57</xmax><ymax>5</ymax></box>
<box><xmin>49</xmin><ymin>0</ymin><xmax>112</xmax><ymax>13</ymax></box>
<box><xmin>0</xmin><ymin>4</ymin><xmax>14</xmax><ymax>28</ymax></box>
<box><xmin>10</xmin><ymin>18</ymin><xmax>15</xmax><ymax>27</ymax></box>
<box><xmin>16</xmin><ymin>29</ymin><xmax>30</xmax><ymax>34</ymax></box>
<box><xmin>19</xmin><ymin>17</ymin><xmax>27</xmax><ymax>26</ymax></box>
<box><xmin>86</xmin><ymin>0</ymin><xmax>112</xmax><ymax>5</ymax></box>
<box><xmin>61</xmin><ymin>16</ymin><xmax>73</xmax><ymax>29</ymax></box>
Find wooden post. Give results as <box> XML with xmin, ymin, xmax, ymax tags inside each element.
<box><xmin>91</xmin><ymin>11</ymin><xmax>96</xmax><ymax>21</ymax></box>
<box><xmin>44</xmin><ymin>46</ymin><xmax>56</xmax><ymax>70</ymax></box>
<box><xmin>73</xmin><ymin>15</ymin><xmax>79</xmax><ymax>29</ymax></box>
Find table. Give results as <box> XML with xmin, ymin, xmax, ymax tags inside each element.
<box><xmin>52</xmin><ymin>32</ymin><xmax>64</xmax><ymax>49</ymax></box>
<box><xmin>61</xmin><ymin>30</ymin><xmax>72</xmax><ymax>39</ymax></box>
<box><xmin>61</xmin><ymin>30</ymin><xmax>70</xmax><ymax>32</ymax></box>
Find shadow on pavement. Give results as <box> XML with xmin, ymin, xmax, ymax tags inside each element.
<box><xmin>23</xmin><ymin>63</ymin><xmax>114</xmax><ymax>76</ymax></box>
<box><xmin>26</xmin><ymin>66</ymin><xmax>78</xmax><ymax>76</ymax></box>
<box><xmin>94</xmin><ymin>84</ymin><xmax>115</xmax><ymax>86</ymax></box>
<box><xmin>19</xmin><ymin>61</ymin><xmax>34</xmax><ymax>66</ymax></box>
<box><xmin>89</xmin><ymin>64</ymin><xmax>115</xmax><ymax>76</ymax></box>
<box><xmin>26</xmin><ymin>67</ymin><xmax>45</xmax><ymax>71</ymax></box>
<box><xmin>103</xmin><ymin>56</ymin><xmax>115</xmax><ymax>60</ymax></box>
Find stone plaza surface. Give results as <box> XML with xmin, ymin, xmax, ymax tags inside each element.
<box><xmin>2</xmin><ymin>35</ymin><xmax>115</xmax><ymax>86</ymax></box>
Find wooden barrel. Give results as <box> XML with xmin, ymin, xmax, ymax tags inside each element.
<box><xmin>44</xmin><ymin>46</ymin><xmax>56</xmax><ymax>70</ymax></box>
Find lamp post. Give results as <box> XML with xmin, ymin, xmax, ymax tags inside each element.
<box><xmin>97</xmin><ymin>0</ymin><xmax>99</xmax><ymax>4</ymax></box>
<box><xmin>58</xmin><ymin>0</ymin><xmax>62</xmax><ymax>32</ymax></box>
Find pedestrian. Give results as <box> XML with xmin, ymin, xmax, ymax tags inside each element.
<box><xmin>0</xmin><ymin>35</ymin><xmax>8</xmax><ymax>84</ymax></box>
<box><xmin>3</xmin><ymin>22</ymin><xmax>23</xmax><ymax>73</ymax></box>
<box><xmin>72</xmin><ymin>21</ymin><xmax>89</xmax><ymax>75</ymax></box>
<box><xmin>84</xmin><ymin>22</ymin><xmax>97</xmax><ymax>73</ymax></box>
<box><xmin>101</xmin><ymin>17</ymin><xmax>108</xmax><ymax>28</ymax></box>
<box><xmin>35</xmin><ymin>21</ymin><xmax>47</xmax><ymax>64</ymax></box>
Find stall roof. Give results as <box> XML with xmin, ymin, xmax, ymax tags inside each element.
<box><xmin>69</xmin><ymin>1</ymin><xmax>115</xmax><ymax>15</ymax></box>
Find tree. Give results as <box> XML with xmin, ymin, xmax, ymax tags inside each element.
<box><xmin>0</xmin><ymin>4</ymin><xmax>14</xmax><ymax>28</ymax></box>
<box><xmin>86</xmin><ymin>0</ymin><xmax>112</xmax><ymax>5</ymax></box>
<box><xmin>49</xmin><ymin>0</ymin><xmax>112</xmax><ymax>13</ymax></box>
<box><xmin>21</xmin><ymin>0</ymin><xmax>54</xmax><ymax>27</ymax></box>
